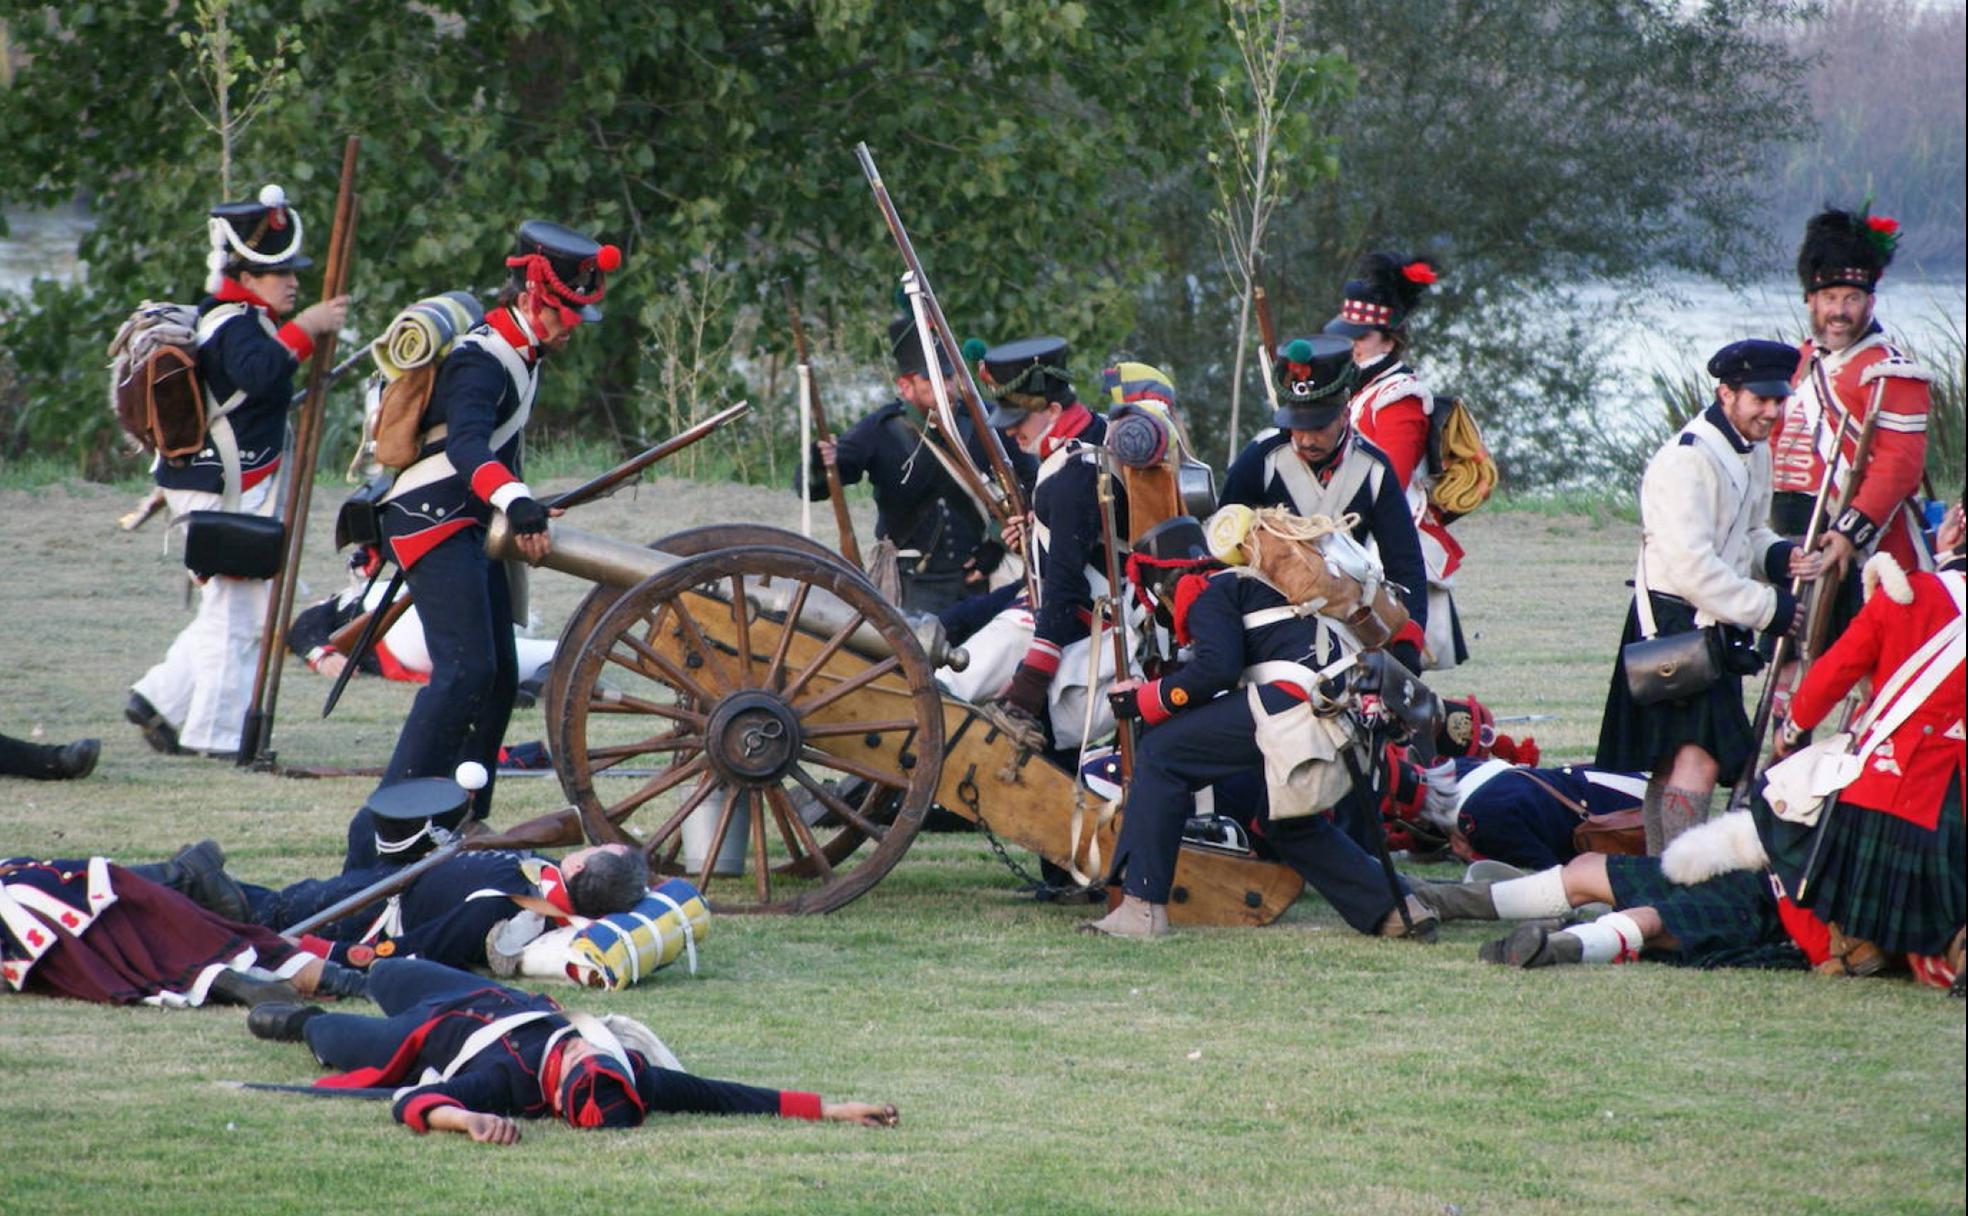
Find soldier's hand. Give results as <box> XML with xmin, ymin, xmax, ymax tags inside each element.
<box><xmin>1107</xmin><ymin>678</ymin><xmax>1144</xmax><ymax>721</ymax></box>
<box><xmin>817</xmin><ymin>439</ymin><xmax>839</xmax><ymax>470</ymax></box>
<box><xmin>463</xmin><ymin>1113</ymin><xmax>521</xmax><ymax>1145</ymax></box>
<box><xmin>294</xmin><ymin>295</ymin><xmax>351</xmax><ymax>338</ymax></box>
<box><xmin>1000</xmin><ymin>513</ymin><xmax>1032</xmax><ymax>551</ymax></box>
<box><xmin>823</xmin><ymin>1101</ymin><xmax>900</xmax><ymax>1128</ymax></box>
<box><xmin>1938</xmin><ymin>503</ymin><xmax>1965</xmax><ymax>555</ymax></box>
<box><xmin>1787</xmin><ymin>547</ymin><xmax>1826</xmax><ymax>581</ymax></box>
<box><xmin>1814</xmin><ymin>530</ymin><xmax>1856</xmax><ymax>578</ymax></box>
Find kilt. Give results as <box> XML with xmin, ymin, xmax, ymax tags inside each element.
<box><xmin>1761</xmin><ymin>779</ymin><xmax>1966</xmax><ymax>956</ymax></box>
<box><xmin>1605</xmin><ymin>854</ymin><xmax>1802</xmax><ymax>969</ymax></box>
<box><xmin>1594</xmin><ymin>594</ymin><xmax>1755</xmax><ymax>783</ymax></box>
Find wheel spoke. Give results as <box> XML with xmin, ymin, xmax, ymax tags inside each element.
<box><xmin>601</xmin><ymin>754</ymin><xmax>709</xmax><ymax>823</ymax></box>
<box><xmin>799</xmin><ymin>746</ymin><xmax>910</xmax><ymax>790</ymax></box>
<box><xmin>586</xmin><ymin>731</ymin><xmax>702</xmax><ymax>767</ymax></box>
<box><xmin>780</xmin><ymin>609</ymin><xmax>866</xmax><ymax>704</ymax></box>
<box><xmin>791</xmin><ymin>654</ymin><xmax>900</xmax><ymax>718</ymax></box>
<box><xmin>749</xmin><ymin>790</ymin><xmax>770</xmax><ymax>904</ymax></box>
<box><xmin>798</xmin><ymin>717</ymin><xmax>918</xmax><ymax>740</ymax></box>
<box><xmin>694</xmin><ymin>786</ymin><xmax>743</xmax><ymax>892</ymax></box>
<box><xmin>633</xmin><ymin>773</ymin><xmax>721</xmax><ymax>852</ymax></box>
<box><xmin>761</xmin><ymin>581</ymin><xmax>812</xmax><ymax>693</ymax></box>
<box><xmin>766</xmin><ymin>783</ymin><xmax>836</xmax><ymax>884</ymax></box>
<box><xmin>729</xmin><ymin>575</ymin><xmax>755</xmax><ymax>688</ymax></box>
<box><xmin>586</xmin><ymin>693</ymin><xmax>706</xmax><ymax>727</ymax></box>
<box><xmin>609</xmin><ymin>630</ymin><xmax>718</xmax><ymax>707</ymax></box>
<box><xmin>790</xmin><ymin>764</ymin><xmax>888</xmax><ymax>841</ymax></box>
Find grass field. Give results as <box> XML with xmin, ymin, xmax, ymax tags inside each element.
<box><xmin>0</xmin><ymin>473</ymin><xmax>1961</xmax><ymax>1216</ymax></box>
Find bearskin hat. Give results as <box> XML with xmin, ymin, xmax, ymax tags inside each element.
<box><xmin>1796</xmin><ymin>207</ymin><xmax>1898</xmax><ymax>294</ymax></box>
<box><xmin>1325</xmin><ymin>251</ymin><xmax>1440</xmax><ymax>338</ymax></box>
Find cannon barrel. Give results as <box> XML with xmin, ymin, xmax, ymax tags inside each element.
<box><xmin>487</xmin><ymin>516</ymin><xmax>966</xmax><ymax>670</ymax></box>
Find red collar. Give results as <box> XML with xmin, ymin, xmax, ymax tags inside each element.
<box><xmin>534</xmin><ymin>862</ymin><xmax>576</xmax><ymax>916</ymax></box>
<box><xmin>215</xmin><ymin>277</ymin><xmax>283</xmax><ymax>318</ymax></box>
<box><xmin>1039</xmin><ymin>402</ymin><xmax>1092</xmax><ymax>458</ymax></box>
<box><xmin>486</xmin><ymin>307</ymin><xmax>540</xmax><ymax>363</ymax></box>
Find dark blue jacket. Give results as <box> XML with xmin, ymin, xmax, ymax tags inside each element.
<box><xmin>1135</xmin><ymin>569</ymin><xmax>1345</xmax><ymax>725</ymax></box>
<box><xmin>1454</xmin><ymin>761</ymin><xmax>1649</xmax><ymax>870</ymax></box>
<box><xmin>160</xmin><ymin>282</ymin><xmax>311</xmax><ymax>493</ymax></box>
<box><xmin>1220</xmin><ymin>429</ymin><xmax>1429</xmax><ymax>632</ymax></box>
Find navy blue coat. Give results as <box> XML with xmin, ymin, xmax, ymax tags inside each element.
<box><xmin>1454</xmin><ymin>761</ymin><xmax>1649</xmax><ymax>871</ymax></box>
<box><xmin>1220</xmin><ymin>429</ymin><xmax>1429</xmax><ymax>633</ymax></box>
<box><xmin>160</xmin><ymin>282</ymin><xmax>311</xmax><ymax>493</ymax></box>
<box><xmin>1135</xmin><ymin>569</ymin><xmax>1343</xmax><ymax>724</ymax></box>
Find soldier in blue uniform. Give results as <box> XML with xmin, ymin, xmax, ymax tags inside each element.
<box><xmin>1084</xmin><ymin>517</ymin><xmax>1437</xmax><ymax>940</ymax></box>
<box><xmin>128</xmin><ymin>184</ymin><xmax>348</xmax><ymax>757</ymax></box>
<box><xmin>1383</xmin><ymin>752</ymin><xmax>1650</xmax><ymax>873</ymax></box>
<box><xmin>1220</xmin><ymin>335</ymin><xmax>1429</xmax><ymax>675</ymax></box>
<box><xmin>802</xmin><ymin>316</ymin><xmax>1035</xmax><ymax>612</ymax></box>
<box><xmin>249</xmin><ymin>957</ymin><xmax>900</xmax><ymax>1140</ymax></box>
<box><xmin>980</xmin><ymin>337</ymin><xmax>1123</xmax><ymax>745</ymax></box>
<box><xmin>377</xmin><ymin>221</ymin><xmax>621</xmax><ymax>819</ymax></box>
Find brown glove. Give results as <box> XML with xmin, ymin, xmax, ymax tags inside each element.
<box><xmin>999</xmin><ymin>661</ymin><xmax>1052</xmax><ymax>720</ymax></box>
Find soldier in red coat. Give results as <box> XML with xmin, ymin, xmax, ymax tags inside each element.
<box><xmin>1767</xmin><ymin>530</ymin><xmax>1965</xmax><ymax>986</ymax></box>
<box><xmin>1323</xmin><ymin>252</ymin><xmax>1467</xmax><ymax>669</ymax></box>
<box><xmin>1771</xmin><ymin>209</ymin><xmax>1933</xmax><ymax>589</ymax></box>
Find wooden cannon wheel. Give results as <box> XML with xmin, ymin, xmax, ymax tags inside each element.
<box><xmin>554</xmin><ymin>544</ymin><xmax>944</xmax><ymax>914</ymax></box>
<box><xmin>541</xmin><ymin>524</ymin><xmax>845</xmax><ymax>771</ymax></box>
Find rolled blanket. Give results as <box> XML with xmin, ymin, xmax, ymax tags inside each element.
<box><xmin>563</xmin><ymin>878</ymin><xmax>712</xmax><ymax>991</ymax></box>
<box><xmin>370</xmin><ymin>291</ymin><xmax>484</xmax><ymax>380</ymax></box>
<box><xmin>1430</xmin><ymin>403</ymin><xmax>1497</xmax><ymax>517</ymax></box>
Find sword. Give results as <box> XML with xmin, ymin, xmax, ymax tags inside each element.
<box><xmin>218</xmin><ymin>1080</ymin><xmax>398</xmax><ymax>1101</ymax></box>
<box><xmin>321</xmin><ymin>565</ymin><xmax>405</xmax><ymax>718</ymax></box>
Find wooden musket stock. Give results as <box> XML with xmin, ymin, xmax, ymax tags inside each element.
<box><xmin>782</xmin><ymin>284</ymin><xmax>863</xmax><ymax>568</ymax></box>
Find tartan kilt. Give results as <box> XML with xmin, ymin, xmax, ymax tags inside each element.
<box><xmin>1594</xmin><ymin>595</ymin><xmax>1755</xmax><ymax>783</ymax></box>
<box><xmin>1604</xmin><ymin>854</ymin><xmax>1801</xmax><ymax>969</ymax></box>
<box><xmin>1761</xmin><ymin>779</ymin><xmax>1966</xmax><ymax>956</ymax></box>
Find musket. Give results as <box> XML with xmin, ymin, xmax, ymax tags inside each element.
<box><xmin>1253</xmin><ymin>282</ymin><xmax>1281</xmax><ymax>410</ymax></box>
<box><xmin>781</xmin><ymin>284</ymin><xmax>863</xmax><ymax>567</ymax></box>
<box><xmin>1799</xmin><ymin>372</ymin><xmax>1888</xmax><ymax>665</ymax></box>
<box><xmin>281</xmin><ymin>805</ymin><xmax>582</xmax><ymax>936</ymax></box>
<box><xmin>287</xmin><ymin>342</ymin><xmax>371</xmax><ymax>405</ymax></box>
<box><xmin>855</xmin><ymin>142</ymin><xmax>1040</xmax><ymax>605</ymax></box>
<box><xmin>1095</xmin><ymin>462</ymin><xmax>1135</xmax><ymax>782</ymax></box>
<box><xmin>218</xmin><ymin>1081</ymin><xmax>397</xmax><ymax>1101</ymax></box>
<box><xmin>241</xmin><ymin>135</ymin><xmax>361</xmax><ymax>769</ymax></box>
<box><xmin>320</xmin><ymin>401</ymin><xmax>753</xmax><ymax>707</ymax></box>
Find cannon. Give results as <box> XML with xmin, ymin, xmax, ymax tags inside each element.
<box><xmin>495</xmin><ymin>516</ymin><xmax>1306</xmax><ymax>922</ymax></box>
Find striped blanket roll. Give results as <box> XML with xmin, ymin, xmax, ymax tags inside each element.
<box><xmin>369</xmin><ymin>291</ymin><xmax>484</xmax><ymax>381</ymax></box>
<box><xmin>563</xmin><ymin>877</ymin><xmax>712</xmax><ymax>991</ymax></box>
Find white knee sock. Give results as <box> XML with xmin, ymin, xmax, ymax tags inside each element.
<box><xmin>1491</xmin><ymin>866</ymin><xmax>1570</xmax><ymax>920</ymax></box>
<box><xmin>1556</xmin><ymin>912</ymin><xmax>1646</xmax><ymax>964</ymax></box>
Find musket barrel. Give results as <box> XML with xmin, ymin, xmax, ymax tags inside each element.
<box><xmin>485</xmin><ymin>517</ymin><xmax>964</xmax><ymax>670</ymax></box>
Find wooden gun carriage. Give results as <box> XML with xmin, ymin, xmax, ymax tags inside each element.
<box><xmin>493</xmin><ymin>515</ymin><xmax>1305</xmax><ymax>924</ymax></box>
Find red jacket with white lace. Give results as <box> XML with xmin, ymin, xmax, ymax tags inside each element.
<box><xmin>1787</xmin><ymin>561</ymin><xmax>1965</xmax><ymax>828</ymax></box>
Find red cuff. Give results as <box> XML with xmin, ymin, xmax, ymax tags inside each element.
<box><xmin>1393</xmin><ymin>619</ymin><xmax>1425</xmax><ymax>649</ymax></box>
<box><xmin>276</xmin><ymin>322</ymin><xmax>315</xmax><ymax>362</ymax></box>
<box><xmin>778</xmin><ymin>1090</ymin><xmax>823</xmax><ymax>1121</ymax></box>
<box><xmin>470</xmin><ymin>461</ymin><xmax>520</xmax><ymax>504</ymax></box>
<box><xmin>1139</xmin><ymin>678</ymin><xmax>1173</xmax><ymax>726</ymax></box>
<box><xmin>1020</xmin><ymin>640</ymin><xmax>1062</xmax><ymax>676</ymax></box>
<box><xmin>296</xmin><ymin>934</ymin><xmax>334</xmax><ymax>959</ymax></box>
<box><xmin>401</xmin><ymin>1092</ymin><xmax>463</xmax><ymax>1133</ymax></box>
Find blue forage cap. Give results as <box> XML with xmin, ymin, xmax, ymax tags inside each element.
<box><xmin>1706</xmin><ymin>339</ymin><xmax>1798</xmax><ymax>399</ymax></box>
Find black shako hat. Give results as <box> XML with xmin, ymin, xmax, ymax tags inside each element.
<box><xmin>1270</xmin><ymin>335</ymin><xmax>1358</xmax><ymax>431</ymax></box>
<box><xmin>982</xmin><ymin>336</ymin><xmax>1073</xmax><ymax>429</ymax></box>
<box><xmin>207</xmin><ymin>184</ymin><xmax>311</xmax><ymax>291</ymax></box>
<box><xmin>508</xmin><ymin>220</ymin><xmax>621</xmax><ymax>323</ymax></box>
<box><xmin>1796</xmin><ymin>208</ymin><xmax>1898</xmax><ymax>295</ymax></box>
<box><xmin>887</xmin><ymin>315</ymin><xmax>953</xmax><ymax>381</ymax></box>
<box><xmin>1707</xmin><ymin>339</ymin><xmax>1799</xmax><ymax>399</ymax></box>
<box><xmin>364</xmin><ymin>777</ymin><xmax>472</xmax><ymax>862</ymax></box>
<box><xmin>1323</xmin><ymin>252</ymin><xmax>1439</xmax><ymax>339</ymax></box>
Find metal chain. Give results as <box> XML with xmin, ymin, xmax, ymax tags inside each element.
<box><xmin>953</xmin><ymin>764</ymin><xmax>1095</xmax><ymax>900</ymax></box>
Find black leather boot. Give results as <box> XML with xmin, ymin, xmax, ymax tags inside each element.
<box><xmin>311</xmin><ymin>961</ymin><xmax>370</xmax><ymax>1000</ymax></box>
<box><xmin>248</xmin><ymin>1002</ymin><xmax>325</xmax><ymax>1042</ymax></box>
<box><xmin>126</xmin><ymin>840</ymin><xmax>253</xmax><ymax>923</ymax></box>
<box><xmin>207</xmin><ymin>968</ymin><xmax>301</xmax><ymax>1007</ymax></box>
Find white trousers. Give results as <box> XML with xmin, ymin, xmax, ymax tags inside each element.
<box><xmin>132</xmin><ymin>478</ymin><xmax>278</xmax><ymax>752</ymax></box>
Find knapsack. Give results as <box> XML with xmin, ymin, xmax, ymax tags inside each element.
<box><xmin>360</xmin><ymin>291</ymin><xmax>484</xmax><ymax>472</ymax></box>
<box><xmin>107</xmin><ymin>302</ymin><xmax>208</xmax><ymax>459</ymax></box>
<box><xmin>1424</xmin><ymin>394</ymin><xmax>1497</xmax><ymax>523</ymax></box>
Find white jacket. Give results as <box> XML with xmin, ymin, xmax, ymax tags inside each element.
<box><xmin>1637</xmin><ymin>405</ymin><xmax>1788</xmax><ymax>631</ymax></box>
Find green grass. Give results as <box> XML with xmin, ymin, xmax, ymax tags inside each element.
<box><xmin>0</xmin><ymin>479</ymin><xmax>1960</xmax><ymax>1216</ymax></box>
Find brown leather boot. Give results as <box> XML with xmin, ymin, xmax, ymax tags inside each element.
<box><xmin>1080</xmin><ymin>895</ymin><xmax>1170</xmax><ymax>939</ymax></box>
<box><xmin>1814</xmin><ymin>923</ymin><xmax>1888</xmax><ymax>977</ymax></box>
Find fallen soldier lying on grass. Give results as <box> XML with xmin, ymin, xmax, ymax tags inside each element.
<box><xmin>250</xmin><ymin>957</ymin><xmax>899</xmax><ymax>1141</ymax></box>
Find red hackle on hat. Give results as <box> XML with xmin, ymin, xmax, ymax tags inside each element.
<box><xmin>595</xmin><ymin>244</ymin><xmax>623</xmax><ymax>273</ymax></box>
<box><xmin>1400</xmin><ymin>260</ymin><xmax>1437</xmax><ymax>285</ymax></box>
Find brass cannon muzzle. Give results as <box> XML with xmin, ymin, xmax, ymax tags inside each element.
<box><xmin>486</xmin><ymin>516</ymin><xmax>966</xmax><ymax>671</ymax></box>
